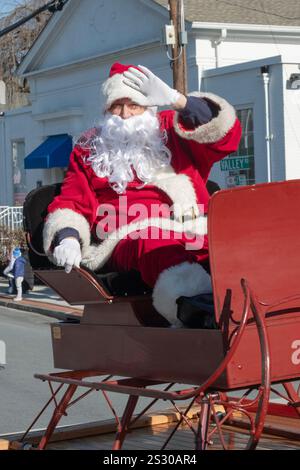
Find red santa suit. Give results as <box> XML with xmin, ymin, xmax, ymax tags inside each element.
<box><xmin>43</xmin><ymin>65</ymin><xmax>241</xmax><ymax>325</ymax></box>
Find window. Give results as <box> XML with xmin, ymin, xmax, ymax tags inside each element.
<box><xmin>12</xmin><ymin>140</ymin><xmax>26</xmax><ymax>205</ymax></box>
<box><xmin>220</xmin><ymin>108</ymin><xmax>255</xmax><ymax>188</ymax></box>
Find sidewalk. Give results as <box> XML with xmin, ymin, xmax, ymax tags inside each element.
<box><xmin>0</xmin><ymin>276</ymin><xmax>83</xmax><ymax>320</ymax></box>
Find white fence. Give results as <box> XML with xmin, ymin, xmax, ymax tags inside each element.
<box><xmin>0</xmin><ymin>206</ymin><xmax>23</xmax><ymax>230</ymax></box>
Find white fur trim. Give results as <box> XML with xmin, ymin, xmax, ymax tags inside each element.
<box><xmin>153</xmin><ymin>165</ymin><xmax>200</xmax><ymax>220</ymax></box>
<box><xmin>81</xmin><ymin>216</ymin><xmax>207</xmax><ymax>271</ymax></box>
<box><xmin>173</xmin><ymin>92</ymin><xmax>236</xmax><ymax>144</ymax></box>
<box><xmin>43</xmin><ymin>209</ymin><xmax>91</xmax><ymax>255</ymax></box>
<box><xmin>152</xmin><ymin>262</ymin><xmax>212</xmax><ymax>327</ymax></box>
<box><xmin>102</xmin><ymin>73</ymin><xmax>149</xmax><ymax>110</ymax></box>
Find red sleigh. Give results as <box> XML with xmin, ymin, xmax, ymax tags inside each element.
<box><xmin>19</xmin><ymin>179</ymin><xmax>300</xmax><ymax>450</ymax></box>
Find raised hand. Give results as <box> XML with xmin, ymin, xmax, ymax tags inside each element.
<box><xmin>123</xmin><ymin>65</ymin><xmax>180</xmax><ymax>107</ymax></box>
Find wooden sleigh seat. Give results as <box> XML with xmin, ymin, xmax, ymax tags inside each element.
<box><xmin>21</xmin><ymin>179</ymin><xmax>300</xmax><ymax>450</ymax></box>
<box><xmin>23</xmin><ymin>181</ymin><xmax>221</xmax><ymax>382</ymax></box>
<box><xmin>23</xmin><ymin>181</ymin><xmax>217</xmax><ymax>326</ymax></box>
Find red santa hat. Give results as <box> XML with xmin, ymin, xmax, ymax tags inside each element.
<box><xmin>102</xmin><ymin>62</ymin><xmax>149</xmax><ymax>110</ymax></box>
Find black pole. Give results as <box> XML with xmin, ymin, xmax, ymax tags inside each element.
<box><xmin>0</xmin><ymin>0</ymin><xmax>68</xmax><ymax>39</ymax></box>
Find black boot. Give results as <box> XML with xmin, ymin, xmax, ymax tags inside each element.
<box><xmin>176</xmin><ymin>293</ymin><xmax>217</xmax><ymax>329</ymax></box>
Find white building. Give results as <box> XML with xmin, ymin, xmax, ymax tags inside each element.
<box><xmin>1</xmin><ymin>0</ymin><xmax>300</xmax><ymax>205</ymax></box>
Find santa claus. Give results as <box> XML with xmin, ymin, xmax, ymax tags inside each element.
<box><xmin>43</xmin><ymin>62</ymin><xmax>241</xmax><ymax>327</ymax></box>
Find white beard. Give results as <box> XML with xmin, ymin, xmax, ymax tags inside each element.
<box><xmin>82</xmin><ymin>110</ymin><xmax>172</xmax><ymax>194</ymax></box>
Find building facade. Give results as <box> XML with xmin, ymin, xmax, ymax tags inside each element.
<box><xmin>1</xmin><ymin>0</ymin><xmax>300</xmax><ymax>205</ymax></box>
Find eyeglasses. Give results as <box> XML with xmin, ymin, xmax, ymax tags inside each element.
<box><xmin>109</xmin><ymin>102</ymin><xmax>145</xmax><ymax>114</ymax></box>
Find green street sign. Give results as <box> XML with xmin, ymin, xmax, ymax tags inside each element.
<box><xmin>220</xmin><ymin>156</ymin><xmax>251</xmax><ymax>171</ymax></box>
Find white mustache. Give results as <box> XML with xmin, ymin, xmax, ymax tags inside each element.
<box><xmin>83</xmin><ymin>110</ymin><xmax>172</xmax><ymax>194</ymax></box>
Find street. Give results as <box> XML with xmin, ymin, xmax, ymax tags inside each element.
<box><xmin>0</xmin><ymin>305</ymin><xmax>298</xmax><ymax>439</ymax></box>
<box><xmin>0</xmin><ymin>306</ymin><xmax>166</xmax><ymax>435</ymax></box>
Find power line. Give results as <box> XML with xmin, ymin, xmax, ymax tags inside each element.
<box><xmin>0</xmin><ymin>0</ymin><xmax>69</xmax><ymax>39</ymax></box>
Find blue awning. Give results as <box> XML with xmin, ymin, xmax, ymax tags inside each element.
<box><xmin>24</xmin><ymin>134</ymin><xmax>72</xmax><ymax>169</ymax></box>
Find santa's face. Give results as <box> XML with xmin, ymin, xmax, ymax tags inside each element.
<box><xmin>108</xmin><ymin>98</ymin><xmax>146</xmax><ymax>119</ymax></box>
<box><xmin>82</xmin><ymin>108</ymin><xmax>171</xmax><ymax>194</ymax></box>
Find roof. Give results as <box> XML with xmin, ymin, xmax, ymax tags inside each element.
<box><xmin>17</xmin><ymin>0</ymin><xmax>300</xmax><ymax>77</ymax></box>
<box><xmin>154</xmin><ymin>0</ymin><xmax>300</xmax><ymax>27</ymax></box>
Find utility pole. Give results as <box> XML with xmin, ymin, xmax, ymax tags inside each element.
<box><xmin>168</xmin><ymin>0</ymin><xmax>188</xmax><ymax>94</ymax></box>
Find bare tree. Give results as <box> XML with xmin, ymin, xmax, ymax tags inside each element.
<box><xmin>0</xmin><ymin>0</ymin><xmax>52</xmax><ymax>109</ymax></box>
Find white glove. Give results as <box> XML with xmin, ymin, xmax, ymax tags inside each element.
<box><xmin>123</xmin><ymin>65</ymin><xmax>180</xmax><ymax>107</ymax></box>
<box><xmin>53</xmin><ymin>238</ymin><xmax>81</xmax><ymax>274</ymax></box>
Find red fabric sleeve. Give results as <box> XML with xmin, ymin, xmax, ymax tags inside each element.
<box><xmin>160</xmin><ymin>110</ymin><xmax>242</xmax><ymax>183</ymax></box>
<box><xmin>46</xmin><ymin>146</ymin><xmax>98</xmax><ymax>228</ymax></box>
<box><xmin>181</xmin><ymin>118</ymin><xmax>242</xmax><ymax>181</ymax></box>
